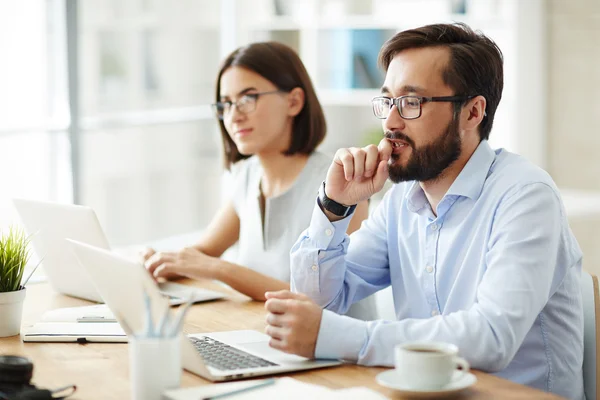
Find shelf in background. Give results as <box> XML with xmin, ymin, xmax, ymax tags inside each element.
<box><xmin>251</xmin><ymin>16</ymin><xmax>401</xmax><ymax>31</ymax></box>
<box><xmin>250</xmin><ymin>14</ymin><xmax>510</xmax><ymax>32</ymax></box>
<box><xmin>80</xmin><ymin>105</ymin><xmax>215</xmax><ymax>131</ymax></box>
<box><xmin>85</xmin><ymin>17</ymin><xmax>219</xmax><ymax>31</ymax></box>
<box><xmin>317</xmin><ymin>88</ymin><xmax>380</xmax><ymax>106</ymax></box>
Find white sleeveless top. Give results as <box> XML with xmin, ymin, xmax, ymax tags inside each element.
<box><xmin>229</xmin><ymin>151</ymin><xmax>377</xmax><ymax>320</ymax></box>
<box><xmin>230</xmin><ymin>151</ymin><xmax>330</xmax><ymax>282</ymax></box>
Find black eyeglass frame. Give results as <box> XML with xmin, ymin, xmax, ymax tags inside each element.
<box><xmin>371</xmin><ymin>95</ymin><xmax>479</xmax><ymax>120</ymax></box>
<box><xmin>212</xmin><ymin>90</ymin><xmax>285</xmax><ymax>120</ymax></box>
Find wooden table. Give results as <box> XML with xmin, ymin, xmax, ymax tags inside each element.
<box><xmin>0</xmin><ymin>281</ymin><xmax>564</xmax><ymax>400</ymax></box>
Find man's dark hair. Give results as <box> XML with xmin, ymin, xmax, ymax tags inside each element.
<box><xmin>379</xmin><ymin>23</ymin><xmax>503</xmax><ymax>141</ymax></box>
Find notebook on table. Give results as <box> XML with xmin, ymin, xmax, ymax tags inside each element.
<box><xmin>21</xmin><ymin>322</ymin><xmax>127</xmax><ymax>343</ymax></box>
<box><xmin>21</xmin><ymin>304</ymin><xmax>127</xmax><ymax>343</ymax></box>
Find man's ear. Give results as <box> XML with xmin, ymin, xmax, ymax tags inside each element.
<box><xmin>462</xmin><ymin>95</ymin><xmax>487</xmax><ymax>131</ymax></box>
<box><xmin>287</xmin><ymin>87</ymin><xmax>305</xmax><ymax>117</ymax></box>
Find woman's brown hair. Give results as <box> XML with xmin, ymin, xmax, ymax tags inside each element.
<box><xmin>215</xmin><ymin>42</ymin><xmax>326</xmax><ymax>169</ymax></box>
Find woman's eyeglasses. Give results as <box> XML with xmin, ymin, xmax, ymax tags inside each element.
<box><xmin>213</xmin><ymin>90</ymin><xmax>284</xmax><ymax>120</ymax></box>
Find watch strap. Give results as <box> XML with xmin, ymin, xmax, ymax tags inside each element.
<box><xmin>318</xmin><ymin>181</ymin><xmax>357</xmax><ymax>217</ymax></box>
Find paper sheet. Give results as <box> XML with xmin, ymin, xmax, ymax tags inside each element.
<box><xmin>162</xmin><ymin>377</ymin><xmax>388</xmax><ymax>400</ymax></box>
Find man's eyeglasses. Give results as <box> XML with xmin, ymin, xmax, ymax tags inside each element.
<box><xmin>371</xmin><ymin>95</ymin><xmax>477</xmax><ymax>120</ymax></box>
<box><xmin>213</xmin><ymin>90</ymin><xmax>284</xmax><ymax>120</ymax></box>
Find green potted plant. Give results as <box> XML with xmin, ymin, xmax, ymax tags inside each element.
<box><xmin>0</xmin><ymin>226</ymin><xmax>31</xmax><ymax>337</ymax></box>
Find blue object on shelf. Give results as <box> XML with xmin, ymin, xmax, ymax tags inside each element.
<box><xmin>351</xmin><ymin>30</ymin><xmax>386</xmax><ymax>89</ymax></box>
<box><xmin>322</xmin><ymin>29</ymin><xmax>389</xmax><ymax>90</ymax></box>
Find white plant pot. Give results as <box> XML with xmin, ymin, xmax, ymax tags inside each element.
<box><xmin>0</xmin><ymin>287</ymin><xmax>26</xmax><ymax>337</ymax></box>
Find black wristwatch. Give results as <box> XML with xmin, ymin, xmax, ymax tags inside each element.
<box><xmin>317</xmin><ymin>181</ymin><xmax>357</xmax><ymax>217</ymax></box>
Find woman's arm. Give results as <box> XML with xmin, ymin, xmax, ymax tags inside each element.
<box><xmin>212</xmin><ymin>261</ymin><xmax>289</xmax><ymax>301</ymax></box>
<box><xmin>200</xmin><ymin>200</ymin><xmax>367</xmax><ymax>299</ymax></box>
<box><xmin>203</xmin><ymin>198</ymin><xmax>365</xmax><ymax>300</ymax></box>
<box><xmin>143</xmin><ymin>201</ymin><xmax>240</xmax><ymax>279</ymax></box>
<box><xmin>146</xmin><ymin>199</ymin><xmax>363</xmax><ymax>301</ymax></box>
<box><xmin>145</xmin><ymin>200</ymin><xmax>289</xmax><ymax>300</ymax></box>
<box><xmin>208</xmin><ymin>201</ymin><xmax>369</xmax><ymax>300</ymax></box>
<box><xmin>192</xmin><ymin>201</ymin><xmax>240</xmax><ymax>257</ymax></box>
<box><xmin>148</xmin><ymin>247</ymin><xmax>289</xmax><ymax>301</ymax></box>
<box><xmin>195</xmin><ymin>201</ymin><xmax>290</xmax><ymax>300</ymax></box>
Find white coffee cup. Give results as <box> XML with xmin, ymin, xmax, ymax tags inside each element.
<box><xmin>394</xmin><ymin>341</ymin><xmax>469</xmax><ymax>390</ymax></box>
<box><xmin>129</xmin><ymin>335</ymin><xmax>182</xmax><ymax>400</ymax></box>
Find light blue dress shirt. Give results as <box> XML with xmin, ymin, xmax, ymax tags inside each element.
<box><xmin>290</xmin><ymin>140</ymin><xmax>584</xmax><ymax>399</ymax></box>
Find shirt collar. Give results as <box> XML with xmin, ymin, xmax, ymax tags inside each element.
<box><xmin>446</xmin><ymin>140</ymin><xmax>495</xmax><ymax>201</ymax></box>
<box><xmin>405</xmin><ymin>181</ymin><xmax>427</xmax><ymax>214</ymax></box>
<box><xmin>405</xmin><ymin>140</ymin><xmax>496</xmax><ymax>212</ymax></box>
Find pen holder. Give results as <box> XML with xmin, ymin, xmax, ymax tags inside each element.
<box><xmin>128</xmin><ymin>334</ymin><xmax>181</xmax><ymax>400</ymax></box>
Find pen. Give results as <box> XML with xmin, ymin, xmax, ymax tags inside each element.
<box><xmin>156</xmin><ymin>301</ymin><xmax>172</xmax><ymax>336</ymax></box>
<box><xmin>201</xmin><ymin>378</ymin><xmax>276</xmax><ymax>400</ymax></box>
<box><xmin>76</xmin><ymin>316</ymin><xmax>117</xmax><ymax>323</ymax></box>
<box><xmin>143</xmin><ymin>289</ymin><xmax>155</xmax><ymax>337</ymax></box>
<box><xmin>169</xmin><ymin>296</ymin><xmax>194</xmax><ymax>337</ymax></box>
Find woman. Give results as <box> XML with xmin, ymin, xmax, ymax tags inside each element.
<box><xmin>143</xmin><ymin>42</ymin><xmax>374</xmax><ymax>318</ymax></box>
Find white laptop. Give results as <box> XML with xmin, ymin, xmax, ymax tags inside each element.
<box><xmin>67</xmin><ymin>239</ymin><xmax>342</xmax><ymax>382</ymax></box>
<box><xmin>12</xmin><ymin>198</ymin><xmax>224</xmax><ymax>306</ymax></box>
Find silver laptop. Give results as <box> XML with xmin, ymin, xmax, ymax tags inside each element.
<box><xmin>67</xmin><ymin>239</ymin><xmax>341</xmax><ymax>381</ymax></box>
<box><xmin>12</xmin><ymin>198</ymin><xmax>224</xmax><ymax>306</ymax></box>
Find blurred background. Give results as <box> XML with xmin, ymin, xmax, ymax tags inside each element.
<box><xmin>1</xmin><ymin>0</ymin><xmax>599</xmax><ymax>283</ymax></box>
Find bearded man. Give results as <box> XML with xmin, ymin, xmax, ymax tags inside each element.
<box><xmin>263</xmin><ymin>23</ymin><xmax>584</xmax><ymax>400</ymax></box>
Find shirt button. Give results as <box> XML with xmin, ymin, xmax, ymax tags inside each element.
<box><xmin>430</xmin><ymin>223</ymin><xmax>439</xmax><ymax>231</ymax></box>
<box><xmin>319</xmin><ymin>252</ymin><xmax>325</xmax><ymax>259</ymax></box>
<box><xmin>431</xmin><ymin>310</ymin><xmax>439</xmax><ymax>316</ymax></box>
<box><xmin>311</xmin><ymin>265</ymin><xmax>318</xmax><ymax>271</ymax></box>
<box><xmin>325</xmin><ymin>229</ymin><xmax>333</xmax><ymax>236</ymax></box>
<box><xmin>426</xmin><ymin>266</ymin><xmax>433</xmax><ymax>273</ymax></box>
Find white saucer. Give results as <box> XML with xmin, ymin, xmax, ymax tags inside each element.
<box><xmin>376</xmin><ymin>370</ymin><xmax>477</xmax><ymax>398</ymax></box>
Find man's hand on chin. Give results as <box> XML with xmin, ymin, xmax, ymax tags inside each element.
<box><xmin>264</xmin><ymin>290</ymin><xmax>322</xmax><ymax>358</ymax></box>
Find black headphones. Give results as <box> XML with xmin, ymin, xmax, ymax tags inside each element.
<box><xmin>0</xmin><ymin>356</ymin><xmax>76</xmax><ymax>400</ymax></box>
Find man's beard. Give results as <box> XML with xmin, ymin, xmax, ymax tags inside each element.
<box><xmin>387</xmin><ymin>115</ymin><xmax>461</xmax><ymax>184</ymax></box>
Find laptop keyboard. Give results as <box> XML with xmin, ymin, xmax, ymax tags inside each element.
<box><xmin>189</xmin><ymin>336</ymin><xmax>279</xmax><ymax>371</ymax></box>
